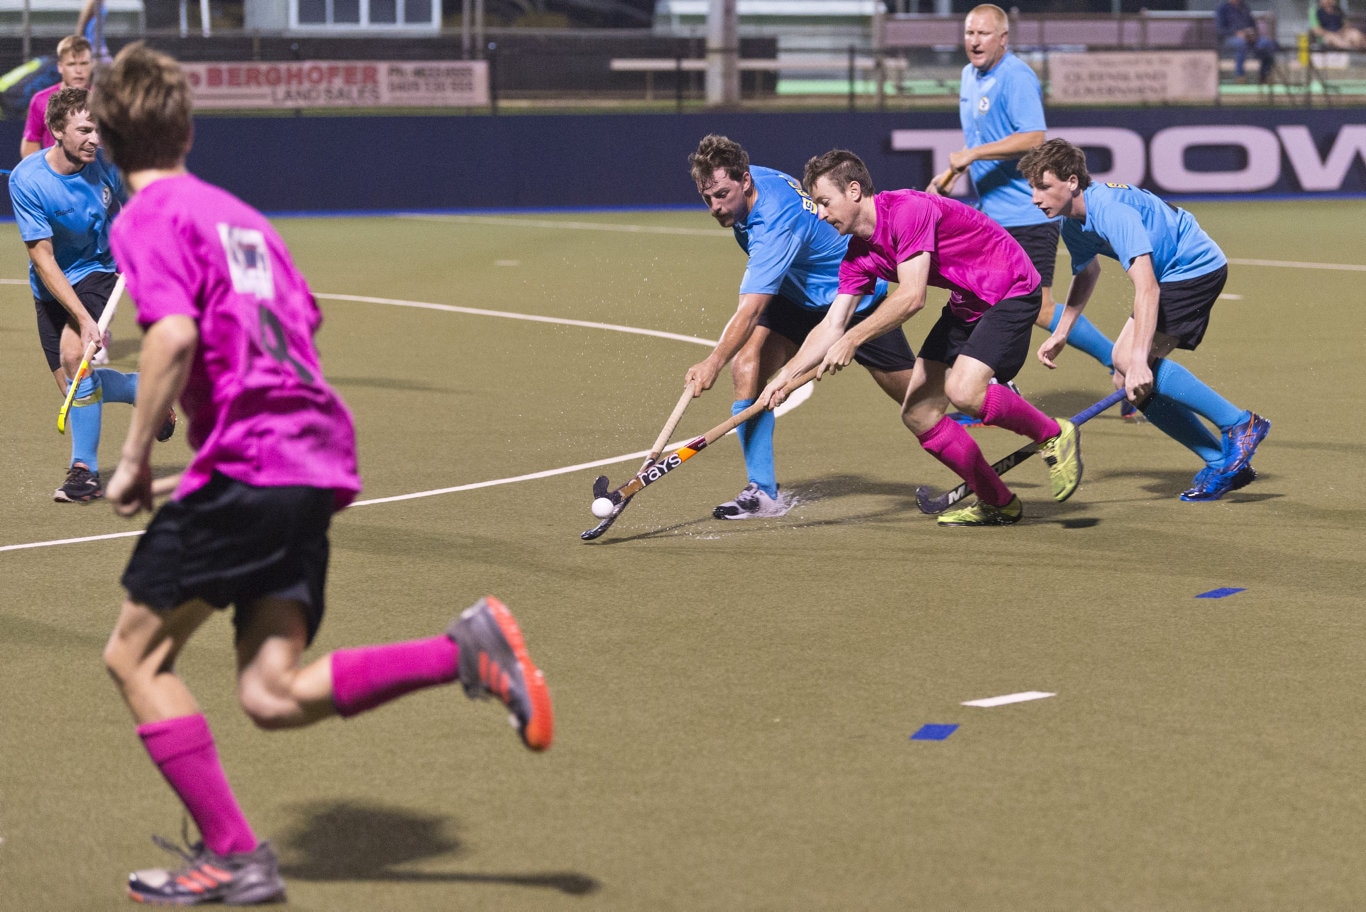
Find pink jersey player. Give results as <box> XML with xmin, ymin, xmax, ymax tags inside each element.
<box><xmin>110</xmin><ymin>173</ymin><xmax>361</xmax><ymax>506</ymax></box>
<box><xmin>839</xmin><ymin>189</ymin><xmax>1039</xmax><ymax>322</ymax></box>
<box><xmin>759</xmin><ymin>149</ymin><xmax>1082</xmax><ymax>527</ymax></box>
<box><xmin>92</xmin><ymin>44</ymin><xmax>552</xmax><ymax>907</ymax></box>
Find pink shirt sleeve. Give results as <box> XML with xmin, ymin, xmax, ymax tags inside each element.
<box><xmin>21</xmin><ymin>85</ymin><xmax>57</xmax><ymax>145</ymax></box>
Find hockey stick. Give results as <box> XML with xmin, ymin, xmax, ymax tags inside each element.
<box><xmin>581</xmin><ymin>385</ymin><xmax>695</xmax><ymax>541</ymax></box>
<box><xmin>914</xmin><ymin>388</ymin><xmax>1128</xmax><ymax>514</ymax></box>
<box><xmin>580</xmin><ymin>367</ymin><xmax>820</xmax><ymax>540</ymax></box>
<box><xmin>58</xmin><ymin>273</ymin><xmax>125</xmax><ymax>434</ymax></box>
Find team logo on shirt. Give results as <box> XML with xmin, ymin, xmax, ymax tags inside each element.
<box><xmin>101</xmin><ymin>186</ymin><xmax>113</xmax><ymax>208</ymax></box>
<box><xmin>218</xmin><ymin>224</ymin><xmax>275</xmax><ymax>300</ymax></box>
<box><xmin>977</xmin><ymin>96</ymin><xmax>991</xmax><ymax>114</ymax></box>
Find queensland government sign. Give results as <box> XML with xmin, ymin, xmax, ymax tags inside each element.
<box><xmin>181</xmin><ymin>61</ymin><xmax>490</xmax><ymax>109</ymax></box>
<box><xmin>1048</xmin><ymin>51</ymin><xmax>1219</xmax><ymax>105</ymax></box>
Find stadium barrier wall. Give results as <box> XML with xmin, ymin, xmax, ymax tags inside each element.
<box><xmin>2</xmin><ymin>107</ymin><xmax>1362</xmax><ymax>219</ymax></box>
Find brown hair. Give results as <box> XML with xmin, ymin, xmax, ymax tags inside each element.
<box><xmin>89</xmin><ymin>42</ymin><xmax>192</xmax><ymax>173</ymax></box>
<box><xmin>688</xmin><ymin>134</ymin><xmax>750</xmax><ymax>187</ymax></box>
<box><xmin>802</xmin><ymin>149</ymin><xmax>876</xmax><ymax>196</ymax></box>
<box><xmin>1017</xmin><ymin>138</ymin><xmax>1092</xmax><ymax>190</ymax></box>
<box><xmin>44</xmin><ymin>86</ymin><xmax>89</xmax><ymax>133</ymax></box>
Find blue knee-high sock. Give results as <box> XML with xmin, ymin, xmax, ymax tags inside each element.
<box><xmin>1139</xmin><ymin>395</ymin><xmax>1224</xmax><ymax>466</ymax></box>
<box><xmin>94</xmin><ymin>368</ymin><xmax>138</xmax><ymax>404</ymax></box>
<box><xmin>732</xmin><ymin>398</ymin><xmax>777</xmax><ymax>498</ymax></box>
<box><xmin>1047</xmin><ymin>304</ymin><xmax>1113</xmax><ymax>369</ymax></box>
<box><xmin>69</xmin><ymin>372</ymin><xmax>104</xmax><ymax>473</ymax></box>
<box><xmin>1152</xmin><ymin>358</ymin><xmax>1247</xmax><ymax>431</ymax></box>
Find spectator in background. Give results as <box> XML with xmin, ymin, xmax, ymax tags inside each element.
<box><xmin>19</xmin><ymin>35</ymin><xmax>93</xmax><ymax>159</ymax></box>
<box><xmin>1215</xmin><ymin>0</ymin><xmax>1279</xmax><ymax>83</ymax></box>
<box><xmin>1309</xmin><ymin>0</ymin><xmax>1366</xmax><ymax>49</ymax></box>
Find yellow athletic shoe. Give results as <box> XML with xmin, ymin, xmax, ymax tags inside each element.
<box><xmin>1039</xmin><ymin>418</ymin><xmax>1082</xmax><ymax>502</ymax></box>
<box><xmin>937</xmin><ymin>494</ymin><xmax>1022</xmax><ymax>526</ymax></box>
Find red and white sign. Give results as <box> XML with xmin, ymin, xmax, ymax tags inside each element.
<box><xmin>182</xmin><ymin>60</ymin><xmax>489</xmax><ymax>109</ymax></box>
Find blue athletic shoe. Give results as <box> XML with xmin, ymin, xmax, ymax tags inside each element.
<box><xmin>1220</xmin><ymin>412</ymin><xmax>1270</xmax><ymax>475</ymax></box>
<box><xmin>948</xmin><ymin>411</ymin><xmax>982</xmax><ymax>427</ymax></box>
<box><xmin>1180</xmin><ymin>464</ymin><xmax>1258</xmax><ymax>502</ymax></box>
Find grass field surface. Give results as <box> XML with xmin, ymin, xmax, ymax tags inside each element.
<box><xmin>1</xmin><ymin>201</ymin><xmax>1363</xmax><ymax>910</ymax></box>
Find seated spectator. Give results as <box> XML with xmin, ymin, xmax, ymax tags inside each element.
<box><xmin>1216</xmin><ymin>0</ymin><xmax>1279</xmax><ymax>82</ymax></box>
<box><xmin>1310</xmin><ymin>0</ymin><xmax>1366</xmax><ymax>49</ymax></box>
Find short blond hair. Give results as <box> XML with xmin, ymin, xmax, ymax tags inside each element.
<box><xmin>55</xmin><ymin>34</ymin><xmax>93</xmax><ymax>61</ymax></box>
<box><xmin>966</xmin><ymin>4</ymin><xmax>1008</xmax><ymax>32</ymax></box>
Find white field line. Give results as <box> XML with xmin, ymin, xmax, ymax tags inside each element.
<box><xmin>0</xmin><ymin>294</ymin><xmax>813</xmax><ymax>553</ymax></box>
<box><xmin>399</xmin><ymin>213</ymin><xmax>723</xmax><ymax>236</ymax></box>
<box><xmin>1227</xmin><ymin>257</ymin><xmax>1366</xmax><ymax>271</ymax></box>
<box><xmin>962</xmin><ymin>691</ymin><xmax>1056</xmax><ymax>708</ymax></box>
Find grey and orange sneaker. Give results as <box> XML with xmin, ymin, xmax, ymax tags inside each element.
<box><xmin>53</xmin><ymin>462</ymin><xmax>102</xmax><ymax>504</ymax></box>
<box><xmin>127</xmin><ymin>836</ymin><xmax>285</xmax><ymax>905</ymax></box>
<box><xmin>448</xmin><ymin>596</ymin><xmax>553</xmax><ymax>752</ymax></box>
<box><xmin>713</xmin><ymin>482</ymin><xmax>793</xmax><ymax>520</ymax></box>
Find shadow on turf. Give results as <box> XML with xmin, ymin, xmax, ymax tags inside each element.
<box><xmin>276</xmin><ymin>800</ymin><xmax>600</xmax><ymax>895</ymax></box>
<box><xmin>580</xmin><ymin>473</ymin><xmax>926</xmax><ymax>543</ymax></box>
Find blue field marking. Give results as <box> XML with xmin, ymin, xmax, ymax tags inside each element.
<box><xmin>910</xmin><ymin>724</ymin><xmax>958</xmax><ymax>741</ymax></box>
<box><xmin>1197</xmin><ymin>587</ymin><xmax>1247</xmax><ymax>599</ymax></box>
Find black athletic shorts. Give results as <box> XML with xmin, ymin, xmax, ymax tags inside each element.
<box><xmin>1004</xmin><ymin>222</ymin><xmax>1060</xmax><ymax>289</ymax></box>
<box><xmin>758</xmin><ymin>294</ymin><xmax>917</xmax><ymax>373</ymax></box>
<box><xmin>122</xmin><ymin>472</ymin><xmax>336</xmax><ymax>645</ymax></box>
<box><xmin>1157</xmin><ymin>265</ymin><xmax>1227</xmax><ymax>351</ymax></box>
<box><xmin>34</xmin><ymin>270</ymin><xmax>119</xmax><ymax>372</ymax></box>
<box><xmin>916</xmin><ymin>287</ymin><xmax>1043</xmax><ymax>384</ymax></box>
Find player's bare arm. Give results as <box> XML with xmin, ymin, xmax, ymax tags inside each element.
<box><xmin>822</xmin><ymin>253</ymin><xmax>930</xmax><ymax>371</ymax></box>
<box><xmin>757</xmin><ymin>293</ymin><xmax>860</xmax><ymax>408</ymax></box>
<box><xmin>1038</xmin><ymin>258</ymin><xmax>1100</xmax><ymax>369</ymax></box>
<box><xmin>1121</xmin><ymin>253</ymin><xmax>1162</xmax><ymax>403</ymax></box>
<box><xmin>26</xmin><ymin>238</ymin><xmax>101</xmax><ymax>349</ymax></box>
<box><xmin>107</xmin><ymin>315</ymin><xmax>198</xmax><ymax>516</ymax></box>
<box><xmin>948</xmin><ymin>129</ymin><xmax>1045</xmax><ymax>174</ymax></box>
<box><xmin>685</xmin><ymin>291</ymin><xmax>772</xmax><ymax>395</ymax></box>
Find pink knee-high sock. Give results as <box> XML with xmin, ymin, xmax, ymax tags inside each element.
<box><xmin>917</xmin><ymin>415</ymin><xmax>1013</xmax><ymax>506</ymax></box>
<box><xmin>330</xmin><ymin>636</ymin><xmax>459</xmax><ymax>718</ymax></box>
<box><xmin>980</xmin><ymin>383</ymin><xmax>1062</xmax><ymax>443</ymax></box>
<box><xmin>138</xmin><ymin>714</ymin><xmax>257</xmax><ymax>857</ymax></box>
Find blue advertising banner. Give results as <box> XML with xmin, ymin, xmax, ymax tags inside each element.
<box><xmin>2</xmin><ymin>107</ymin><xmax>1362</xmax><ymax>217</ymax></box>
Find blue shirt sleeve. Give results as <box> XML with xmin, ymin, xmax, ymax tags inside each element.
<box><xmin>9</xmin><ymin>174</ymin><xmax>55</xmax><ymax>243</ymax></box>
<box><xmin>739</xmin><ymin>213</ymin><xmax>805</xmax><ymax>296</ymax></box>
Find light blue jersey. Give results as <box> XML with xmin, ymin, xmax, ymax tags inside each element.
<box><xmin>959</xmin><ymin>52</ymin><xmax>1050</xmax><ymax>228</ymax></box>
<box><xmin>9</xmin><ymin>149</ymin><xmax>124</xmax><ymax>300</ymax></box>
<box><xmin>1062</xmin><ymin>183</ymin><xmax>1227</xmax><ymax>283</ymax></box>
<box><xmin>735</xmin><ymin>165</ymin><xmax>886</xmax><ymax>313</ymax></box>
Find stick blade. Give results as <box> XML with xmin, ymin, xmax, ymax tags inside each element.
<box><xmin>914</xmin><ymin>484</ymin><xmax>941</xmax><ymax>515</ymax></box>
<box><xmin>581</xmin><ymin>495</ymin><xmax>631</xmax><ymax>541</ymax></box>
